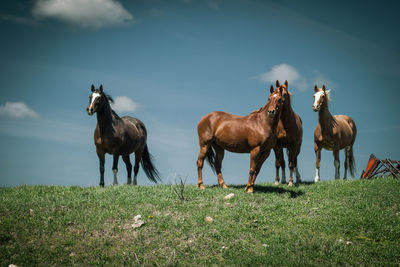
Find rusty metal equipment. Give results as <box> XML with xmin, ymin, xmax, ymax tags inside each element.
<box><xmin>361</xmin><ymin>154</ymin><xmax>400</xmax><ymax>179</ymax></box>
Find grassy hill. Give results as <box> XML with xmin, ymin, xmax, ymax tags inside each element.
<box><xmin>1</xmin><ymin>178</ymin><xmax>399</xmax><ymax>266</ymax></box>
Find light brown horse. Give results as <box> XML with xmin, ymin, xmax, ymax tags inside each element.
<box><xmin>313</xmin><ymin>85</ymin><xmax>357</xmax><ymax>182</ymax></box>
<box><xmin>273</xmin><ymin>80</ymin><xmax>303</xmax><ymax>186</ymax></box>
<box><xmin>196</xmin><ymin>84</ymin><xmax>285</xmax><ymax>193</ymax></box>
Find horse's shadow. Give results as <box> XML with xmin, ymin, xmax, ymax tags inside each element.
<box><xmin>226</xmin><ymin>184</ymin><xmax>305</xmax><ymax>198</ymax></box>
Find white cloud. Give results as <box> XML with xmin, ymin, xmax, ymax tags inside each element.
<box><xmin>258</xmin><ymin>64</ymin><xmax>308</xmax><ymax>91</ymax></box>
<box><xmin>257</xmin><ymin>64</ymin><xmax>336</xmax><ymax>92</ymax></box>
<box><xmin>0</xmin><ymin>102</ymin><xmax>40</xmax><ymax>119</ymax></box>
<box><xmin>32</xmin><ymin>0</ymin><xmax>133</xmax><ymax>29</ymax></box>
<box><xmin>111</xmin><ymin>96</ymin><xmax>139</xmax><ymax>113</ymax></box>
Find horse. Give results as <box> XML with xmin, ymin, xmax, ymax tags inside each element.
<box><xmin>312</xmin><ymin>85</ymin><xmax>357</xmax><ymax>182</ymax></box>
<box><xmin>273</xmin><ymin>80</ymin><xmax>303</xmax><ymax>186</ymax></box>
<box><xmin>87</xmin><ymin>84</ymin><xmax>161</xmax><ymax>187</ymax></box>
<box><xmin>196</xmin><ymin>83</ymin><xmax>285</xmax><ymax>193</ymax></box>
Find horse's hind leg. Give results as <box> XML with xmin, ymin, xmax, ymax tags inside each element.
<box><xmin>344</xmin><ymin>146</ymin><xmax>350</xmax><ymax>179</ymax></box>
<box><xmin>213</xmin><ymin>145</ymin><xmax>227</xmax><ymax>188</ymax></box>
<box><xmin>197</xmin><ymin>144</ymin><xmax>210</xmax><ymax>189</ymax></box>
<box><xmin>133</xmin><ymin>150</ymin><xmax>143</xmax><ymax>185</ymax></box>
<box><xmin>112</xmin><ymin>154</ymin><xmax>119</xmax><ymax>185</ymax></box>
<box><xmin>287</xmin><ymin>148</ymin><xmax>296</xmax><ymax>187</ymax></box>
<box><xmin>122</xmin><ymin>155</ymin><xmax>133</xmax><ymax>185</ymax></box>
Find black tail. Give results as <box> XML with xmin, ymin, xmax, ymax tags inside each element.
<box><xmin>348</xmin><ymin>146</ymin><xmax>356</xmax><ymax>177</ymax></box>
<box><xmin>141</xmin><ymin>145</ymin><xmax>161</xmax><ymax>183</ymax></box>
<box><xmin>205</xmin><ymin>146</ymin><xmax>217</xmax><ymax>174</ymax></box>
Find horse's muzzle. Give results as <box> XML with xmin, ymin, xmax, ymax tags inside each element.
<box><xmin>267</xmin><ymin>109</ymin><xmax>276</xmax><ymax>118</ymax></box>
<box><xmin>87</xmin><ymin>106</ymin><xmax>95</xmax><ymax>116</ymax></box>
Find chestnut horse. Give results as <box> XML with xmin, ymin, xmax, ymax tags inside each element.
<box><xmin>87</xmin><ymin>84</ymin><xmax>160</xmax><ymax>187</ymax></box>
<box><xmin>196</xmin><ymin>84</ymin><xmax>284</xmax><ymax>193</ymax></box>
<box><xmin>273</xmin><ymin>80</ymin><xmax>303</xmax><ymax>186</ymax></box>
<box><xmin>312</xmin><ymin>85</ymin><xmax>357</xmax><ymax>182</ymax></box>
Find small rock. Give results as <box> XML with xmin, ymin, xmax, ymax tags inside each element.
<box><xmin>221</xmin><ymin>246</ymin><xmax>228</xmax><ymax>249</ymax></box>
<box><xmin>262</xmin><ymin>244</ymin><xmax>268</xmax><ymax>247</ymax></box>
<box><xmin>132</xmin><ymin>215</ymin><xmax>145</xmax><ymax>229</ymax></box>
<box><xmin>224</xmin><ymin>193</ymin><xmax>235</xmax><ymax>200</ymax></box>
<box><xmin>205</xmin><ymin>216</ymin><xmax>214</xmax><ymax>223</ymax></box>
<box><xmin>9</xmin><ymin>265</ymin><xmax>18</xmax><ymax>267</ymax></box>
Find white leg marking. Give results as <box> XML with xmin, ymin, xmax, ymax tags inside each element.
<box><xmin>315</xmin><ymin>168</ymin><xmax>320</xmax><ymax>182</ymax></box>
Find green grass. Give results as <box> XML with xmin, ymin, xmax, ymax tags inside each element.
<box><xmin>1</xmin><ymin>178</ymin><xmax>400</xmax><ymax>266</ymax></box>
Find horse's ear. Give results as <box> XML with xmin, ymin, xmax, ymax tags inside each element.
<box><xmin>276</xmin><ymin>80</ymin><xmax>280</xmax><ymax>87</ymax></box>
<box><xmin>99</xmin><ymin>84</ymin><xmax>103</xmax><ymax>93</ymax></box>
<box><xmin>314</xmin><ymin>85</ymin><xmax>319</xmax><ymax>93</ymax></box>
<box><xmin>322</xmin><ymin>85</ymin><xmax>326</xmax><ymax>91</ymax></box>
<box><xmin>284</xmin><ymin>80</ymin><xmax>288</xmax><ymax>87</ymax></box>
<box><xmin>91</xmin><ymin>84</ymin><xmax>95</xmax><ymax>92</ymax></box>
<box><xmin>270</xmin><ymin>85</ymin><xmax>274</xmax><ymax>94</ymax></box>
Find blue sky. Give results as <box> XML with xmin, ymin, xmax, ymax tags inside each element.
<box><xmin>0</xmin><ymin>0</ymin><xmax>399</xmax><ymax>187</ymax></box>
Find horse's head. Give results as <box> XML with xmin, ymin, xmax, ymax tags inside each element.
<box><xmin>313</xmin><ymin>85</ymin><xmax>330</xmax><ymax>112</ymax></box>
<box><xmin>267</xmin><ymin>80</ymin><xmax>285</xmax><ymax>118</ymax></box>
<box><xmin>87</xmin><ymin>84</ymin><xmax>105</xmax><ymax>116</ymax></box>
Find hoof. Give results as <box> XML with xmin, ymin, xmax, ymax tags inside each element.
<box><xmin>198</xmin><ymin>184</ymin><xmax>205</xmax><ymax>190</ymax></box>
<box><xmin>274</xmin><ymin>181</ymin><xmax>279</xmax><ymax>186</ymax></box>
<box><xmin>100</xmin><ymin>183</ymin><xmax>105</xmax><ymax>187</ymax></box>
<box><xmin>245</xmin><ymin>186</ymin><xmax>253</xmax><ymax>193</ymax></box>
<box><xmin>220</xmin><ymin>183</ymin><xmax>228</xmax><ymax>189</ymax></box>
<box><xmin>288</xmin><ymin>182</ymin><xmax>293</xmax><ymax>187</ymax></box>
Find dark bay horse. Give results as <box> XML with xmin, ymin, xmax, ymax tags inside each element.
<box><xmin>196</xmin><ymin>84</ymin><xmax>285</xmax><ymax>193</ymax></box>
<box><xmin>313</xmin><ymin>85</ymin><xmax>357</xmax><ymax>182</ymax></box>
<box><xmin>273</xmin><ymin>80</ymin><xmax>303</xmax><ymax>186</ymax></box>
<box><xmin>87</xmin><ymin>84</ymin><xmax>160</xmax><ymax>186</ymax></box>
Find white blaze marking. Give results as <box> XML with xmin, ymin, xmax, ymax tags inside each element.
<box><xmin>313</xmin><ymin>91</ymin><xmax>324</xmax><ymax>109</ymax></box>
<box><xmin>89</xmin><ymin>92</ymin><xmax>101</xmax><ymax>109</ymax></box>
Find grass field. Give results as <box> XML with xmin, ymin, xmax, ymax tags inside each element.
<box><xmin>1</xmin><ymin>178</ymin><xmax>399</xmax><ymax>266</ymax></box>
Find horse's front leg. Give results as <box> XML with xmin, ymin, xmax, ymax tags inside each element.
<box><xmin>112</xmin><ymin>154</ymin><xmax>119</xmax><ymax>185</ymax></box>
<box><xmin>97</xmin><ymin>149</ymin><xmax>105</xmax><ymax>187</ymax></box>
<box><xmin>246</xmin><ymin>147</ymin><xmax>269</xmax><ymax>193</ymax></box>
<box><xmin>196</xmin><ymin>144</ymin><xmax>210</xmax><ymax>190</ymax></box>
<box><xmin>333</xmin><ymin>149</ymin><xmax>340</xmax><ymax>180</ymax></box>
<box><xmin>314</xmin><ymin>143</ymin><xmax>321</xmax><ymax>182</ymax></box>
<box><xmin>273</xmin><ymin>147</ymin><xmax>285</xmax><ymax>185</ymax></box>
